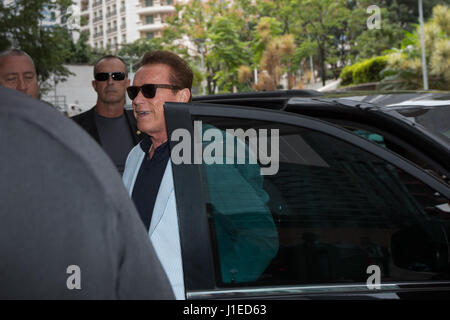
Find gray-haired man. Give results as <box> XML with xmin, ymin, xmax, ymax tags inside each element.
<box><xmin>0</xmin><ymin>49</ymin><xmax>39</xmax><ymax>99</ymax></box>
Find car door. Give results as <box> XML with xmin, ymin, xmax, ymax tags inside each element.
<box><xmin>164</xmin><ymin>102</ymin><xmax>450</xmax><ymax>300</ymax></box>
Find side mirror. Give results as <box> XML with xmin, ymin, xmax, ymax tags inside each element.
<box><xmin>391</xmin><ymin>222</ymin><xmax>450</xmax><ymax>273</ymax></box>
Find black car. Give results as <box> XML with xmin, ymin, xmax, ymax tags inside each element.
<box><xmin>193</xmin><ymin>90</ymin><xmax>450</xmax><ymax>184</ymax></box>
<box><xmin>162</xmin><ymin>90</ymin><xmax>450</xmax><ymax>299</ymax></box>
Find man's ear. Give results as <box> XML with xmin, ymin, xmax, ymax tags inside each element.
<box><xmin>92</xmin><ymin>80</ymin><xmax>97</xmax><ymax>92</ymax></box>
<box><xmin>177</xmin><ymin>88</ymin><xmax>191</xmax><ymax>103</ymax></box>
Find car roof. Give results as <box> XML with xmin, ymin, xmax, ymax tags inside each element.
<box><xmin>192</xmin><ymin>90</ymin><xmax>449</xmax><ymax>110</ymax></box>
<box><xmin>192</xmin><ymin>89</ymin><xmax>323</xmax><ymax>110</ymax></box>
<box><xmin>190</xmin><ymin>90</ymin><xmax>450</xmax><ymax>169</ymax></box>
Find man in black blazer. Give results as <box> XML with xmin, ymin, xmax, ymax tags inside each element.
<box><xmin>72</xmin><ymin>55</ymin><xmax>141</xmax><ymax>175</ymax></box>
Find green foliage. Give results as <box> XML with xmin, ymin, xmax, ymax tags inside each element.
<box><xmin>352</xmin><ymin>56</ymin><xmax>388</xmax><ymax>84</ymax></box>
<box><xmin>0</xmin><ymin>0</ymin><xmax>76</xmax><ymax>95</ymax></box>
<box><xmin>355</xmin><ymin>23</ymin><xmax>404</xmax><ymax>60</ymax></box>
<box><xmin>118</xmin><ymin>38</ymin><xmax>163</xmax><ymax>61</ymax></box>
<box><xmin>339</xmin><ymin>64</ymin><xmax>356</xmax><ymax>86</ymax></box>
<box><xmin>340</xmin><ymin>56</ymin><xmax>388</xmax><ymax>85</ymax></box>
<box><xmin>208</xmin><ymin>16</ymin><xmax>252</xmax><ymax>92</ymax></box>
<box><xmin>251</xmin><ymin>17</ymin><xmax>283</xmax><ymax>65</ymax></box>
<box><xmin>119</xmin><ymin>0</ymin><xmax>449</xmax><ymax>93</ymax></box>
<box><xmin>68</xmin><ymin>31</ymin><xmax>91</xmax><ymax>64</ymax></box>
<box><xmin>379</xmin><ymin>4</ymin><xmax>450</xmax><ymax>90</ymax></box>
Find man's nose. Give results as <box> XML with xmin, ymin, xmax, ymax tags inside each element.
<box><xmin>133</xmin><ymin>89</ymin><xmax>147</xmax><ymax>104</ymax></box>
<box><xmin>16</xmin><ymin>76</ymin><xmax>27</xmax><ymax>93</ymax></box>
<box><xmin>107</xmin><ymin>76</ymin><xmax>114</xmax><ymax>85</ymax></box>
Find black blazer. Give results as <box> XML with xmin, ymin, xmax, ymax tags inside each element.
<box><xmin>71</xmin><ymin>106</ymin><xmax>142</xmax><ymax>145</ymax></box>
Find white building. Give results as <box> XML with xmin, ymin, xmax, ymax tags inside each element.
<box><xmin>75</xmin><ymin>0</ymin><xmax>176</xmax><ymax>50</ymax></box>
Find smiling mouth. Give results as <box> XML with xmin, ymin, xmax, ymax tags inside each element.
<box><xmin>136</xmin><ymin>111</ymin><xmax>151</xmax><ymax>117</ymax></box>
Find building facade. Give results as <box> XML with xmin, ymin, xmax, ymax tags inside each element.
<box><xmin>76</xmin><ymin>0</ymin><xmax>176</xmax><ymax>50</ymax></box>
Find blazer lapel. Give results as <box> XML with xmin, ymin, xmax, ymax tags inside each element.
<box><xmin>149</xmin><ymin>161</ymin><xmax>174</xmax><ymax>236</ymax></box>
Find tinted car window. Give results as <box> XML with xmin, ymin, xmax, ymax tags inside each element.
<box><xmin>194</xmin><ymin>115</ymin><xmax>450</xmax><ymax>288</ymax></box>
<box><xmin>393</xmin><ymin>105</ymin><xmax>450</xmax><ymax>143</ymax></box>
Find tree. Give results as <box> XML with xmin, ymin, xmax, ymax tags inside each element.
<box><xmin>254</xmin><ymin>34</ymin><xmax>297</xmax><ymax>90</ymax></box>
<box><xmin>0</xmin><ymin>0</ymin><xmax>76</xmax><ymax>96</ymax></box>
<box><xmin>379</xmin><ymin>5</ymin><xmax>450</xmax><ymax>90</ymax></box>
<box><xmin>294</xmin><ymin>0</ymin><xmax>351</xmax><ymax>86</ymax></box>
<box><xmin>66</xmin><ymin>30</ymin><xmax>92</xmax><ymax>64</ymax></box>
<box><xmin>208</xmin><ymin>15</ymin><xmax>252</xmax><ymax>93</ymax></box>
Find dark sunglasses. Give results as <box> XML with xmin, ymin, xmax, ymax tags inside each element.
<box><xmin>94</xmin><ymin>72</ymin><xmax>126</xmax><ymax>81</ymax></box>
<box><xmin>127</xmin><ymin>84</ymin><xmax>182</xmax><ymax>100</ymax></box>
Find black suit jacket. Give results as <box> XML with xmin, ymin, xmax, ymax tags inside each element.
<box><xmin>71</xmin><ymin>106</ymin><xmax>142</xmax><ymax>145</ymax></box>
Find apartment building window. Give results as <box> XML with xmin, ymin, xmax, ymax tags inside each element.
<box><xmin>145</xmin><ymin>15</ymin><xmax>154</xmax><ymax>24</ymax></box>
<box><xmin>146</xmin><ymin>32</ymin><xmax>154</xmax><ymax>39</ymax></box>
<box><xmin>146</xmin><ymin>0</ymin><xmax>153</xmax><ymax>7</ymax></box>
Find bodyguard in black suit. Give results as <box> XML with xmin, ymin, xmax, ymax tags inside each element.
<box><xmin>72</xmin><ymin>55</ymin><xmax>142</xmax><ymax>175</ymax></box>
<box><xmin>72</xmin><ymin>106</ymin><xmax>140</xmax><ymax>145</ymax></box>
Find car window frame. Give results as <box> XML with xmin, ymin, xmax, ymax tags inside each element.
<box><xmin>164</xmin><ymin>102</ymin><xmax>450</xmax><ymax>300</ymax></box>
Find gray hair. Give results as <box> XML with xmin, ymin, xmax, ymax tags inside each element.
<box><xmin>0</xmin><ymin>49</ymin><xmax>36</xmax><ymax>68</ymax></box>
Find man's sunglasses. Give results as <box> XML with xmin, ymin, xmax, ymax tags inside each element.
<box><xmin>127</xmin><ymin>84</ymin><xmax>182</xmax><ymax>100</ymax></box>
<box><xmin>94</xmin><ymin>72</ymin><xmax>126</xmax><ymax>81</ymax></box>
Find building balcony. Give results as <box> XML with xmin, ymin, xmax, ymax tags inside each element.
<box><xmin>93</xmin><ymin>1</ymin><xmax>102</xmax><ymax>8</ymax></box>
<box><xmin>136</xmin><ymin>5</ymin><xmax>175</xmax><ymax>16</ymax></box>
<box><xmin>94</xmin><ymin>32</ymin><xmax>103</xmax><ymax>38</ymax></box>
<box><xmin>106</xmin><ymin>10</ymin><xmax>117</xmax><ymax>19</ymax></box>
<box><xmin>137</xmin><ymin>22</ymin><xmax>166</xmax><ymax>33</ymax></box>
<box><xmin>107</xmin><ymin>27</ymin><xmax>118</xmax><ymax>34</ymax></box>
<box><xmin>93</xmin><ymin>16</ymin><xmax>102</xmax><ymax>23</ymax></box>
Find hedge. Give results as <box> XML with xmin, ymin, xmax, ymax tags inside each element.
<box><xmin>340</xmin><ymin>56</ymin><xmax>388</xmax><ymax>85</ymax></box>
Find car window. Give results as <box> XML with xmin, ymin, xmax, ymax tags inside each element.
<box><xmin>194</xmin><ymin>115</ymin><xmax>450</xmax><ymax>289</ymax></box>
<box><xmin>350</xmin><ymin>129</ymin><xmax>386</xmax><ymax>147</ymax></box>
<box><xmin>394</xmin><ymin>105</ymin><xmax>450</xmax><ymax>143</ymax></box>
<box><xmin>327</xmin><ymin>121</ymin><xmax>448</xmax><ymax>184</ymax></box>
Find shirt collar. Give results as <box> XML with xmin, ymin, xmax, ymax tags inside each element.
<box><xmin>139</xmin><ymin>134</ymin><xmax>169</xmax><ymax>155</ymax></box>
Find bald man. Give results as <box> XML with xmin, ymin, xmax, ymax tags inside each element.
<box><xmin>0</xmin><ymin>49</ymin><xmax>39</xmax><ymax>99</ymax></box>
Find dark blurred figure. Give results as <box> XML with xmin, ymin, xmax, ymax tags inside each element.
<box><xmin>0</xmin><ymin>49</ymin><xmax>39</xmax><ymax>99</ymax></box>
<box><xmin>0</xmin><ymin>86</ymin><xmax>173</xmax><ymax>299</ymax></box>
<box><xmin>72</xmin><ymin>55</ymin><xmax>141</xmax><ymax>175</ymax></box>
